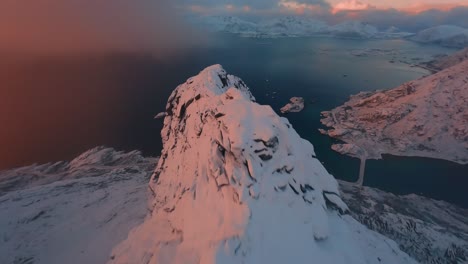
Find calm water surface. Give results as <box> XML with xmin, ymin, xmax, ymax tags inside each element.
<box><xmin>1</xmin><ymin>35</ymin><xmax>466</xmax><ymax>207</ymax></box>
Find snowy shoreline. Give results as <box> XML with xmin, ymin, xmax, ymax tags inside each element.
<box><xmin>320</xmin><ymin>53</ymin><xmax>468</xmax><ymax>168</ymax></box>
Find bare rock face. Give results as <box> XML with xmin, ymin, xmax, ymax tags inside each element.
<box><xmin>108</xmin><ymin>65</ymin><xmax>416</xmax><ymax>264</ymax></box>
<box><xmin>280</xmin><ymin>97</ymin><xmax>305</xmax><ymax>113</ymax></box>
<box><xmin>321</xmin><ymin>59</ymin><xmax>468</xmax><ymax>164</ymax></box>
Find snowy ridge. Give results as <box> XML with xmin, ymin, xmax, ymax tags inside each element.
<box><xmin>321</xmin><ymin>58</ymin><xmax>468</xmax><ymax>164</ymax></box>
<box><xmin>0</xmin><ymin>146</ymin><xmax>154</xmax><ymax>196</ymax></box>
<box><xmin>109</xmin><ymin>65</ymin><xmax>415</xmax><ymax>264</ymax></box>
<box><xmin>411</xmin><ymin>25</ymin><xmax>468</xmax><ymax>48</ymax></box>
<box><xmin>0</xmin><ymin>148</ymin><xmax>156</xmax><ymax>264</ymax></box>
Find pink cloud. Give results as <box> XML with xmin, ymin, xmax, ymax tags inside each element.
<box><xmin>225</xmin><ymin>4</ymin><xmax>236</xmax><ymax>11</ymax></box>
<box><xmin>332</xmin><ymin>0</ymin><xmax>374</xmax><ymax>14</ymax></box>
<box><xmin>278</xmin><ymin>0</ymin><xmax>325</xmax><ymax>15</ymax></box>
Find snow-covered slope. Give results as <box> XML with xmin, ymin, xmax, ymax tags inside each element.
<box><xmin>340</xmin><ymin>181</ymin><xmax>468</xmax><ymax>264</ymax></box>
<box><xmin>108</xmin><ymin>65</ymin><xmax>415</xmax><ymax>264</ymax></box>
<box><xmin>0</xmin><ymin>147</ymin><xmax>154</xmax><ymax>196</ymax></box>
<box><xmin>1</xmin><ymin>147</ymin><xmax>466</xmax><ymax>264</ymax></box>
<box><xmin>411</xmin><ymin>25</ymin><xmax>468</xmax><ymax>48</ymax></box>
<box><xmin>321</xmin><ymin>56</ymin><xmax>468</xmax><ymax>164</ymax></box>
<box><xmin>0</xmin><ymin>148</ymin><xmax>156</xmax><ymax>264</ymax></box>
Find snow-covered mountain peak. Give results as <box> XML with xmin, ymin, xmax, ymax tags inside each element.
<box><xmin>411</xmin><ymin>25</ymin><xmax>468</xmax><ymax>48</ymax></box>
<box><xmin>109</xmin><ymin>65</ymin><xmax>416</xmax><ymax>264</ymax></box>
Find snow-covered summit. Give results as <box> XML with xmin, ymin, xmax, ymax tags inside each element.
<box><xmin>411</xmin><ymin>25</ymin><xmax>468</xmax><ymax>48</ymax></box>
<box><xmin>109</xmin><ymin>65</ymin><xmax>415</xmax><ymax>264</ymax></box>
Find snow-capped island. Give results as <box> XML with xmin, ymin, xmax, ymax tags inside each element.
<box><xmin>280</xmin><ymin>96</ymin><xmax>305</xmax><ymax>113</ymax></box>
<box><xmin>321</xmin><ymin>53</ymin><xmax>468</xmax><ymax>166</ymax></box>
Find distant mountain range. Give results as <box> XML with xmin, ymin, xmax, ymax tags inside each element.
<box><xmin>410</xmin><ymin>25</ymin><xmax>468</xmax><ymax>48</ymax></box>
<box><xmin>195</xmin><ymin>16</ymin><xmax>468</xmax><ymax>47</ymax></box>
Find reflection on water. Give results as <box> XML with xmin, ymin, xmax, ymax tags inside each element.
<box><xmin>1</xmin><ymin>35</ymin><xmax>466</xmax><ymax>207</ymax></box>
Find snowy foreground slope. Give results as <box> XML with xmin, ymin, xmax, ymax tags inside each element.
<box><xmin>341</xmin><ymin>182</ymin><xmax>468</xmax><ymax>263</ymax></box>
<box><xmin>1</xmin><ymin>148</ymin><xmax>467</xmax><ymax>264</ymax></box>
<box><xmin>108</xmin><ymin>65</ymin><xmax>415</xmax><ymax>264</ymax></box>
<box><xmin>321</xmin><ymin>57</ymin><xmax>468</xmax><ymax>164</ymax></box>
<box><xmin>0</xmin><ymin>147</ymin><xmax>156</xmax><ymax>264</ymax></box>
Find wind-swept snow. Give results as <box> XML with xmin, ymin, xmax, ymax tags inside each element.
<box><xmin>321</xmin><ymin>56</ymin><xmax>468</xmax><ymax>164</ymax></box>
<box><xmin>109</xmin><ymin>65</ymin><xmax>416</xmax><ymax>264</ymax></box>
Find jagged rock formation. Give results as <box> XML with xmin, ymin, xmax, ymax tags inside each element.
<box><xmin>280</xmin><ymin>97</ymin><xmax>305</xmax><ymax>113</ymax></box>
<box><xmin>340</xmin><ymin>181</ymin><xmax>468</xmax><ymax>264</ymax></box>
<box><xmin>108</xmin><ymin>65</ymin><xmax>416</xmax><ymax>264</ymax></box>
<box><xmin>321</xmin><ymin>58</ymin><xmax>468</xmax><ymax>164</ymax></box>
<box><xmin>0</xmin><ymin>147</ymin><xmax>156</xmax><ymax>264</ymax></box>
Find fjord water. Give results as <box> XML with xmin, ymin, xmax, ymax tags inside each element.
<box><xmin>1</xmin><ymin>35</ymin><xmax>466</xmax><ymax>207</ymax></box>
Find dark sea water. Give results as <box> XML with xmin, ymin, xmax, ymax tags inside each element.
<box><xmin>1</xmin><ymin>35</ymin><xmax>467</xmax><ymax>207</ymax></box>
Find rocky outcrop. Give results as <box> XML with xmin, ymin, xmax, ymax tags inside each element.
<box><xmin>280</xmin><ymin>97</ymin><xmax>305</xmax><ymax>113</ymax></box>
<box><xmin>108</xmin><ymin>65</ymin><xmax>416</xmax><ymax>264</ymax></box>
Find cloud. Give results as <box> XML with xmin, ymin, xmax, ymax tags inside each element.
<box><xmin>330</xmin><ymin>6</ymin><xmax>468</xmax><ymax>31</ymax></box>
<box><xmin>0</xmin><ymin>0</ymin><xmax>203</xmax><ymax>56</ymax></box>
<box><xmin>332</xmin><ymin>0</ymin><xmax>374</xmax><ymax>13</ymax></box>
<box><xmin>279</xmin><ymin>0</ymin><xmax>330</xmax><ymax>14</ymax></box>
<box><xmin>182</xmin><ymin>0</ymin><xmax>468</xmax><ymax>31</ymax></box>
<box><xmin>180</xmin><ymin>0</ymin><xmax>330</xmax><ymax>15</ymax></box>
